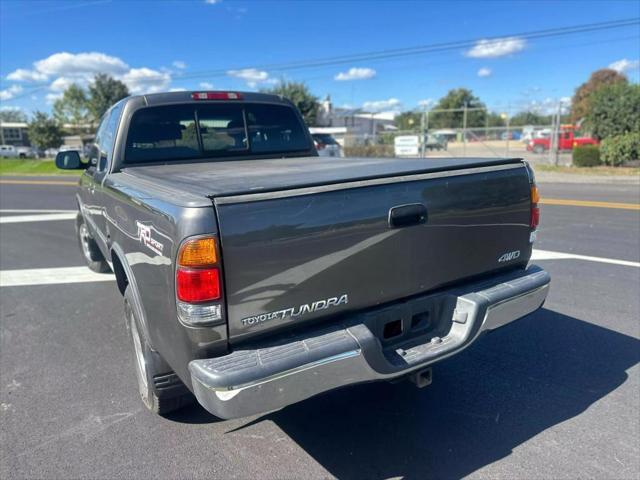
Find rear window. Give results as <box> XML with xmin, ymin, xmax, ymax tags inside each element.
<box><xmin>125</xmin><ymin>103</ymin><xmax>310</xmax><ymax>163</ymax></box>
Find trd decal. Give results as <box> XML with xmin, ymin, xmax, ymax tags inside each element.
<box><xmin>136</xmin><ymin>221</ymin><xmax>164</xmax><ymax>255</ymax></box>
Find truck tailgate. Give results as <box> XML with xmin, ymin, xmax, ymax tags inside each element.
<box><xmin>214</xmin><ymin>162</ymin><xmax>532</xmax><ymax>342</ymax></box>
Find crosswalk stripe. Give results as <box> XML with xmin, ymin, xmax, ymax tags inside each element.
<box><xmin>0</xmin><ymin>267</ymin><xmax>115</xmax><ymax>288</ymax></box>
<box><xmin>0</xmin><ymin>213</ymin><xmax>77</xmax><ymax>224</ymax></box>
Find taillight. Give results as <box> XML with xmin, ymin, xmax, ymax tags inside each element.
<box><xmin>176</xmin><ymin>236</ymin><xmax>222</xmax><ymax>326</ymax></box>
<box><xmin>530</xmin><ymin>185</ymin><xmax>540</xmax><ymax>230</ymax></box>
<box><xmin>176</xmin><ymin>268</ymin><xmax>220</xmax><ymax>302</ymax></box>
<box><xmin>191</xmin><ymin>91</ymin><xmax>242</xmax><ymax>100</ymax></box>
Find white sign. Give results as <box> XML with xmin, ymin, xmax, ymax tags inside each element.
<box><xmin>394</xmin><ymin>135</ymin><xmax>420</xmax><ymax>157</ymax></box>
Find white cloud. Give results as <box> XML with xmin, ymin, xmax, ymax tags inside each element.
<box><xmin>46</xmin><ymin>92</ymin><xmax>63</xmax><ymax>104</ymax></box>
<box><xmin>205</xmin><ymin>0</ymin><xmax>221</xmax><ymax>3</ymax></box>
<box><xmin>608</xmin><ymin>58</ymin><xmax>640</xmax><ymax>74</ymax></box>
<box><xmin>0</xmin><ymin>85</ymin><xmax>24</xmax><ymax>101</ymax></box>
<box><xmin>172</xmin><ymin>60</ymin><xmax>187</xmax><ymax>70</ymax></box>
<box><xmin>49</xmin><ymin>76</ymin><xmax>89</xmax><ymax>92</ymax></box>
<box><xmin>6</xmin><ymin>68</ymin><xmax>48</xmax><ymax>82</ymax></box>
<box><xmin>199</xmin><ymin>82</ymin><xmax>215</xmax><ymax>89</ymax></box>
<box><xmin>121</xmin><ymin>67</ymin><xmax>171</xmax><ymax>94</ymax></box>
<box><xmin>477</xmin><ymin>67</ymin><xmax>492</xmax><ymax>77</ymax></box>
<box><xmin>362</xmin><ymin>98</ymin><xmax>401</xmax><ymax>112</ymax></box>
<box><xmin>527</xmin><ymin>97</ymin><xmax>571</xmax><ymax>115</ymax></box>
<box><xmin>34</xmin><ymin>51</ymin><xmax>129</xmax><ymax>77</ymax></box>
<box><xmin>334</xmin><ymin>67</ymin><xmax>376</xmax><ymax>81</ymax></box>
<box><xmin>7</xmin><ymin>51</ymin><xmax>176</xmax><ymax>97</ymax></box>
<box><xmin>227</xmin><ymin>68</ymin><xmax>271</xmax><ymax>88</ymax></box>
<box><xmin>417</xmin><ymin>99</ymin><xmax>433</xmax><ymax>108</ymax></box>
<box><xmin>466</xmin><ymin>37</ymin><xmax>526</xmax><ymax>58</ymax></box>
<box><xmin>169</xmin><ymin>88</ymin><xmax>187</xmax><ymax>92</ymax></box>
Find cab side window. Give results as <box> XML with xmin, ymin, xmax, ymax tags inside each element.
<box><xmin>92</xmin><ymin>102</ymin><xmax>124</xmax><ymax>172</ymax></box>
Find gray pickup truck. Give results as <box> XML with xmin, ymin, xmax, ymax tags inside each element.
<box><xmin>56</xmin><ymin>91</ymin><xmax>550</xmax><ymax>419</ymax></box>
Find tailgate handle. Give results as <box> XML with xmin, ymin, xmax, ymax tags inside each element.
<box><xmin>388</xmin><ymin>203</ymin><xmax>427</xmax><ymax>228</ymax></box>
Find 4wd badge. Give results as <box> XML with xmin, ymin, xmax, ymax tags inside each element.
<box><xmin>498</xmin><ymin>250</ymin><xmax>521</xmax><ymax>263</ymax></box>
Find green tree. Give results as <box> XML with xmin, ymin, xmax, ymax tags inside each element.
<box><xmin>584</xmin><ymin>83</ymin><xmax>640</xmax><ymax>140</ymax></box>
<box><xmin>88</xmin><ymin>74</ymin><xmax>129</xmax><ymax>122</ymax></box>
<box><xmin>571</xmin><ymin>68</ymin><xmax>627</xmax><ymax>123</ymax></box>
<box><xmin>53</xmin><ymin>84</ymin><xmax>90</xmax><ymax>131</ymax></box>
<box><xmin>27</xmin><ymin>112</ymin><xmax>63</xmax><ymax>150</ymax></box>
<box><xmin>509</xmin><ymin>111</ymin><xmax>551</xmax><ymax>126</ymax></box>
<box><xmin>486</xmin><ymin>112</ymin><xmax>506</xmax><ymax>127</ymax></box>
<box><xmin>430</xmin><ymin>88</ymin><xmax>486</xmax><ymax>128</ymax></box>
<box><xmin>395</xmin><ymin>111</ymin><xmax>422</xmax><ymax>131</ymax></box>
<box><xmin>0</xmin><ymin>108</ymin><xmax>28</xmax><ymax>123</ymax></box>
<box><xmin>262</xmin><ymin>81</ymin><xmax>319</xmax><ymax>125</ymax></box>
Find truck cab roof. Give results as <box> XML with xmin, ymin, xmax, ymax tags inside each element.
<box><xmin>128</xmin><ymin>91</ymin><xmax>292</xmax><ymax>107</ymax></box>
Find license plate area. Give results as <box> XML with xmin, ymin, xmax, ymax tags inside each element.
<box><xmin>359</xmin><ymin>293</ymin><xmax>457</xmax><ymax>349</ymax></box>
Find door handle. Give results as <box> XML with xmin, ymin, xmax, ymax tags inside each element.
<box><xmin>388</xmin><ymin>203</ymin><xmax>428</xmax><ymax>228</ymax></box>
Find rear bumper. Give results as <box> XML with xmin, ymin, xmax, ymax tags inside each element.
<box><xmin>189</xmin><ymin>265</ymin><xmax>550</xmax><ymax>419</ymax></box>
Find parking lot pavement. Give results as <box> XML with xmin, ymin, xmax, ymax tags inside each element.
<box><xmin>1</xmin><ymin>179</ymin><xmax>638</xmax><ymax>479</ymax></box>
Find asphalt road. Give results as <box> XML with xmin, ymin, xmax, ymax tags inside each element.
<box><xmin>1</xmin><ymin>177</ymin><xmax>639</xmax><ymax>479</ymax></box>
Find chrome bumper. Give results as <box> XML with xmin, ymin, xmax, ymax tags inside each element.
<box><xmin>190</xmin><ymin>266</ymin><xmax>550</xmax><ymax>419</ymax></box>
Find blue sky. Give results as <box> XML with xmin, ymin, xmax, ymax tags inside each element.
<box><xmin>1</xmin><ymin>0</ymin><xmax>638</xmax><ymax>117</ymax></box>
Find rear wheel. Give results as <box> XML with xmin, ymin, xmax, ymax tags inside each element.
<box><xmin>76</xmin><ymin>214</ymin><xmax>111</xmax><ymax>273</ymax></box>
<box><xmin>533</xmin><ymin>144</ymin><xmax>545</xmax><ymax>154</ymax></box>
<box><xmin>124</xmin><ymin>286</ymin><xmax>193</xmax><ymax>416</ymax></box>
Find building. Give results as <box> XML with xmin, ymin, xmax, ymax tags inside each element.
<box><xmin>315</xmin><ymin>96</ymin><xmax>397</xmax><ymax>146</ymax></box>
<box><xmin>0</xmin><ymin>122</ymin><xmax>29</xmax><ymax>146</ymax></box>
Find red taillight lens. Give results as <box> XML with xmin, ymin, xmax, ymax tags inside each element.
<box><xmin>530</xmin><ymin>185</ymin><xmax>540</xmax><ymax>229</ymax></box>
<box><xmin>530</xmin><ymin>206</ymin><xmax>540</xmax><ymax>229</ymax></box>
<box><xmin>176</xmin><ymin>267</ymin><xmax>221</xmax><ymax>302</ymax></box>
<box><xmin>191</xmin><ymin>91</ymin><xmax>242</xmax><ymax>100</ymax></box>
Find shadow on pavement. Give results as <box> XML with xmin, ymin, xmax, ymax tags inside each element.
<box><xmin>226</xmin><ymin>308</ymin><xmax>639</xmax><ymax>479</ymax></box>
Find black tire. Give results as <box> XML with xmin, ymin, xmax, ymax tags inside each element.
<box><xmin>124</xmin><ymin>286</ymin><xmax>193</xmax><ymax>416</ymax></box>
<box><xmin>533</xmin><ymin>144</ymin><xmax>545</xmax><ymax>154</ymax></box>
<box><xmin>75</xmin><ymin>214</ymin><xmax>111</xmax><ymax>273</ymax></box>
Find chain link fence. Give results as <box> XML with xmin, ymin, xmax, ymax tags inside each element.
<box><xmin>340</xmin><ymin>106</ymin><xmax>573</xmax><ymax>166</ymax></box>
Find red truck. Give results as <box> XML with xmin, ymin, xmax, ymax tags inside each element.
<box><xmin>527</xmin><ymin>126</ymin><xmax>599</xmax><ymax>153</ymax></box>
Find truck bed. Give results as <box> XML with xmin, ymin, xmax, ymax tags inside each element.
<box><xmin>121</xmin><ymin>156</ymin><xmax>524</xmax><ymax>198</ymax></box>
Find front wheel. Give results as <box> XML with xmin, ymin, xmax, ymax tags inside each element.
<box><xmin>533</xmin><ymin>145</ymin><xmax>545</xmax><ymax>154</ymax></box>
<box><xmin>76</xmin><ymin>214</ymin><xmax>111</xmax><ymax>273</ymax></box>
<box><xmin>124</xmin><ymin>286</ymin><xmax>193</xmax><ymax>416</ymax></box>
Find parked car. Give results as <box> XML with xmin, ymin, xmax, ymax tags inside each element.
<box><xmin>0</xmin><ymin>145</ymin><xmax>31</xmax><ymax>158</ymax></box>
<box><xmin>424</xmin><ymin>133</ymin><xmax>448</xmax><ymax>151</ymax></box>
<box><xmin>311</xmin><ymin>133</ymin><xmax>343</xmax><ymax>157</ymax></box>
<box><xmin>56</xmin><ymin>90</ymin><xmax>549</xmax><ymax>420</ymax></box>
<box><xmin>44</xmin><ymin>148</ymin><xmax>60</xmax><ymax>158</ymax></box>
<box><xmin>527</xmin><ymin>127</ymin><xmax>598</xmax><ymax>153</ymax></box>
<box><xmin>501</xmin><ymin>131</ymin><xmax>522</xmax><ymax>141</ymax></box>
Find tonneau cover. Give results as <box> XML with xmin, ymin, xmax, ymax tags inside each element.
<box><xmin>121</xmin><ymin>156</ymin><xmax>523</xmax><ymax>198</ymax></box>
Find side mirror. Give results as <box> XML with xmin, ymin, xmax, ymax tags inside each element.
<box><xmin>55</xmin><ymin>151</ymin><xmax>84</xmax><ymax>170</ymax></box>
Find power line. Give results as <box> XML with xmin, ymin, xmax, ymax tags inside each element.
<box><xmin>4</xmin><ymin>17</ymin><xmax>639</xmax><ymax>101</ymax></box>
<box><xmin>169</xmin><ymin>18</ymin><xmax>640</xmax><ymax>80</ymax></box>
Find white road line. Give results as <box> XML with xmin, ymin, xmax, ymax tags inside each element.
<box><xmin>531</xmin><ymin>249</ymin><xmax>640</xmax><ymax>268</ymax></box>
<box><xmin>0</xmin><ymin>267</ymin><xmax>114</xmax><ymax>288</ymax></box>
<box><xmin>0</xmin><ymin>209</ymin><xmax>76</xmax><ymax>214</ymax></box>
<box><xmin>0</xmin><ymin>213</ymin><xmax>77</xmax><ymax>224</ymax></box>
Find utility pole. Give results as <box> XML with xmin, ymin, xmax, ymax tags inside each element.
<box><xmin>554</xmin><ymin>100</ymin><xmax>561</xmax><ymax>167</ymax></box>
<box><xmin>505</xmin><ymin>104</ymin><xmax>511</xmax><ymax>156</ymax></box>
<box><xmin>420</xmin><ymin>106</ymin><xmax>429</xmax><ymax>158</ymax></box>
<box><xmin>462</xmin><ymin>102</ymin><xmax>468</xmax><ymax>157</ymax></box>
<box><xmin>371</xmin><ymin>111</ymin><xmax>376</xmax><ymax>144</ymax></box>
